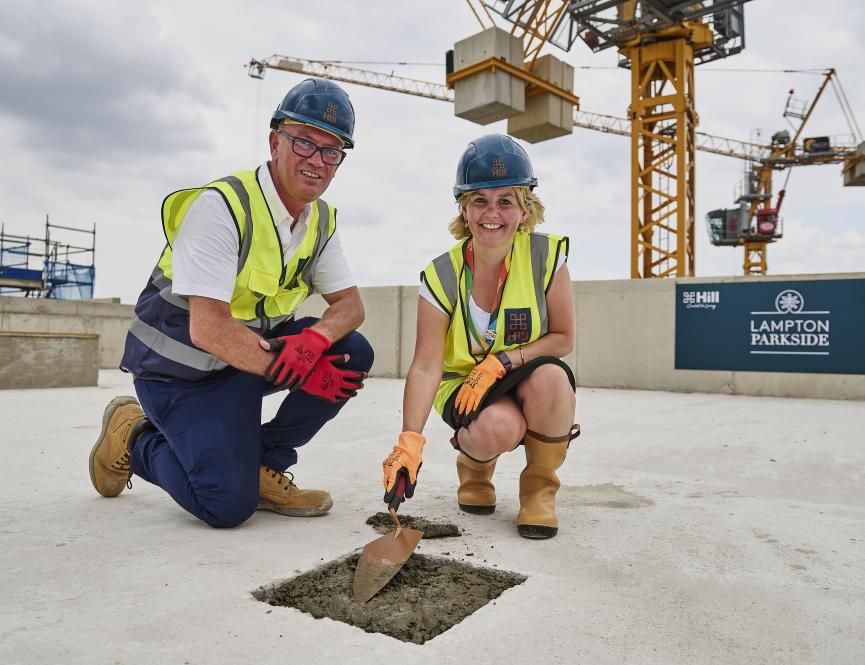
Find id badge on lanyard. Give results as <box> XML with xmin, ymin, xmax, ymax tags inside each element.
<box><xmin>464</xmin><ymin>240</ymin><xmax>511</xmax><ymax>352</ymax></box>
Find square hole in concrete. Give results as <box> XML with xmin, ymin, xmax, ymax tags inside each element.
<box><xmin>254</xmin><ymin>552</ymin><xmax>526</xmax><ymax>644</ymax></box>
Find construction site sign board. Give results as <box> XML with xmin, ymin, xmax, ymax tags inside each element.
<box><xmin>675</xmin><ymin>279</ymin><xmax>865</xmax><ymax>374</ymax></box>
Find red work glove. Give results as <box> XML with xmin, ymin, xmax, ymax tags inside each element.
<box><xmin>263</xmin><ymin>327</ymin><xmax>331</xmax><ymax>390</ymax></box>
<box><xmin>301</xmin><ymin>354</ymin><xmax>366</xmax><ymax>403</ymax></box>
<box><xmin>382</xmin><ymin>432</ymin><xmax>425</xmax><ymax>511</ymax></box>
<box><xmin>452</xmin><ymin>354</ymin><xmax>506</xmax><ymax>428</ymax></box>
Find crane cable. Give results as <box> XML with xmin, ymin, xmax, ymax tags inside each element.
<box><xmin>699</xmin><ymin>67</ymin><xmax>828</xmax><ymax>74</ymax></box>
<box><xmin>781</xmin><ymin>164</ymin><xmax>794</xmax><ymax>192</ymax></box>
<box><xmin>251</xmin><ymin>57</ymin><xmax>863</xmax><ymax>147</ymax></box>
<box><xmin>829</xmin><ymin>74</ymin><xmax>863</xmax><ymax>143</ymax></box>
<box><xmin>298</xmin><ymin>59</ymin><xmax>443</xmax><ymax>67</ymax></box>
<box><xmin>303</xmin><ymin>63</ymin><xmax>836</xmax><ymax>73</ymax></box>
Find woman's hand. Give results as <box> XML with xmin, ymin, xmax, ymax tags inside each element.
<box><xmin>452</xmin><ymin>354</ymin><xmax>506</xmax><ymax>427</ymax></box>
<box><xmin>382</xmin><ymin>432</ymin><xmax>426</xmax><ymax>510</ymax></box>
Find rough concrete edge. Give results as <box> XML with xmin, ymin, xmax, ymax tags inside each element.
<box><xmin>251</xmin><ymin>549</ymin><xmax>362</xmax><ymax>602</ymax></box>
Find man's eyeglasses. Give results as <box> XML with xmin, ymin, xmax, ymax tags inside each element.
<box><xmin>276</xmin><ymin>130</ymin><xmax>347</xmax><ymax>166</ymax></box>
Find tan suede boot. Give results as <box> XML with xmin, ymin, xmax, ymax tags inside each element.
<box><xmin>89</xmin><ymin>396</ymin><xmax>147</xmax><ymax>498</ymax></box>
<box><xmin>456</xmin><ymin>452</ymin><xmax>498</xmax><ymax>514</ymax></box>
<box><xmin>257</xmin><ymin>466</ymin><xmax>333</xmax><ymax>517</ymax></box>
<box><xmin>516</xmin><ymin>426</ymin><xmax>579</xmax><ymax>539</ymax></box>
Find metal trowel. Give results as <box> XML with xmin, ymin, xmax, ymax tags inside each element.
<box><xmin>353</xmin><ymin>475</ymin><xmax>423</xmax><ymax>603</ymax></box>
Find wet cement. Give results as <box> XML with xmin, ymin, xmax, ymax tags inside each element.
<box><xmin>254</xmin><ymin>553</ymin><xmax>525</xmax><ymax>644</ymax></box>
<box><xmin>365</xmin><ymin>513</ymin><xmax>461</xmax><ymax>538</ymax></box>
<box><xmin>558</xmin><ymin>483</ymin><xmax>655</xmax><ymax>509</ymax></box>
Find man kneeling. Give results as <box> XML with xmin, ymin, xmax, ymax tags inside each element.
<box><xmin>89</xmin><ymin>79</ymin><xmax>372</xmax><ymax>527</ymax></box>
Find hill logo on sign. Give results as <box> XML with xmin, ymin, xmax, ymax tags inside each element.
<box><xmin>749</xmin><ymin>289</ymin><xmax>831</xmax><ymax>356</ymax></box>
<box><xmin>682</xmin><ymin>289</ymin><xmax>719</xmax><ymax>310</ymax></box>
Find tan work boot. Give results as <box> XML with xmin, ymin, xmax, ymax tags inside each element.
<box><xmin>456</xmin><ymin>452</ymin><xmax>498</xmax><ymax>514</ymax></box>
<box><xmin>89</xmin><ymin>396</ymin><xmax>147</xmax><ymax>498</ymax></box>
<box><xmin>516</xmin><ymin>426</ymin><xmax>579</xmax><ymax>539</ymax></box>
<box><xmin>257</xmin><ymin>466</ymin><xmax>333</xmax><ymax>517</ymax></box>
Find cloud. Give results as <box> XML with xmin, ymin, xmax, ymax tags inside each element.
<box><xmin>0</xmin><ymin>0</ymin><xmax>861</xmax><ymax>302</ymax></box>
<box><xmin>0</xmin><ymin>0</ymin><xmax>218</xmax><ymax>164</ymax></box>
<box><xmin>769</xmin><ymin>219</ymin><xmax>865</xmax><ymax>275</ymax></box>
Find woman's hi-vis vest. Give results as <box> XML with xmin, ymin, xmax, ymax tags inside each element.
<box><xmin>422</xmin><ymin>231</ymin><xmax>569</xmax><ymax>415</ymax></box>
<box><xmin>120</xmin><ymin>168</ymin><xmax>336</xmax><ymax>382</ymax></box>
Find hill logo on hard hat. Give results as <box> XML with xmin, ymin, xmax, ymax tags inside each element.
<box><xmin>491</xmin><ymin>156</ymin><xmax>507</xmax><ymax>178</ymax></box>
<box><xmin>324</xmin><ymin>102</ymin><xmax>338</xmax><ymax>124</ymax></box>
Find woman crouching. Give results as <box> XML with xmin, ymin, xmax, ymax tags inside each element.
<box><xmin>382</xmin><ymin>134</ymin><xmax>580</xmax><ymax>539</ymax></box>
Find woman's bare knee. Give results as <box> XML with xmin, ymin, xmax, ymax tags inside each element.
<box><xmin>459</xmin><ymin>404</ymin><xmax>525</xmax><ymax>459</ymax></box>
<box><xmin>518</xmin><ymin>363</ymin><xmax>571</xmax><ymax>397</ymax></box>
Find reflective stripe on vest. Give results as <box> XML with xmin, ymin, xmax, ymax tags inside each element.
<box><xmin>127</xmin><ymin>315</ymin><xmax>228</xmax><ymax>372</ymax></box>
<box><xmin>422</xmin><ymin>232</ymin><xmax>568</xmax><ymax>415</ymax></box>
<box><xmin>121</xmin><ymin>167</ymin><xmax>336</xmax><ymax>381</ymax></box>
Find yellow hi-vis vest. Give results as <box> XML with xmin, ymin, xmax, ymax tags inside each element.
<box><xmin>159</xmin><ymin>169</ymin><xmax>336</xmax><ymax>325</ymax></box>
<box><xmin>122</xmin><ymin>168</ymin><xmax>336</xmax><ymax>381</ymax></box>
<box><xmin>421</xmin><ymin>231</ymin><xmax>569</xmax><ymax>415</ymax></box>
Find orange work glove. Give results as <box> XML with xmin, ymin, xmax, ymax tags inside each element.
<box><xmin>452</xmin><ymin>354</ymin><xmax>506</xmax><ymax>428</ymax></box>
<box><xmin>382</xmin><ymin>431</ymin><xmax>425</xmax><ymax>511</ymax></box>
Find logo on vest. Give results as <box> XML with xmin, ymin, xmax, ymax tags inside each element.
<box><xmin>491</xmin><ymin>157</ymin><xmax>507</xmax><ymax>178</ymax></box>
<box><xmin>503</xmin><ymin>308</ymin><xmax>531</xmax><ymax>345</ymax></box>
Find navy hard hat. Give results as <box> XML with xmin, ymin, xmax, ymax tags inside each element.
<box><xmin>454</xmin><ymin>134</ymin><xmax>537</xmax><ymax>199</ymax></box>
<box><xmin>270</xmin><ymin>78</ymin><xmax>355</xmax><ymax>148</ymax></box>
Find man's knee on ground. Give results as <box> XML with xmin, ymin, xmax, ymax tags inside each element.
<box><xmin>342</xmin><ymin>330</ymin><xmax>374</xmax><ymax>372</ymax></box>
<box><xmin>196</xmin><ymin>477</ymin><xmax>259</xmax><ymax>529</ymax></box>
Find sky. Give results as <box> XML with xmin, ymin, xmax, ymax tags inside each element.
<box><xmin>0</xmin><ymin>0</ymin><xmax>862</xmax><ymax>303</ymax></box>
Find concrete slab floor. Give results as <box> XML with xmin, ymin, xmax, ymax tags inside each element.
<box><xmin>1</xmin><ymin>370</ymin><xmax>863</xmax><ymax>664</ymax></box>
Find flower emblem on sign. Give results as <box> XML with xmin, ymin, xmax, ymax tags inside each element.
<box><xmin>774</xmin><ymin>289</ymin><xmax>804</xmax><ymax>314</ymax></box>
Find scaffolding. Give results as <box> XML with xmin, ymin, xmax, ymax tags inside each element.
<box><xmin>0</xmin><ymin>216</ymin><xmax>95</xmax><ymax>299</ymax></box>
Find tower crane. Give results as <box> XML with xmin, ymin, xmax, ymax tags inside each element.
<box><xmin>247</xmin><ymin>54</ymin><xmax>771</xmax><ymax>160</ymax></box>
<box><xmin>257</xmin><ymin>1</ymin><xmax>755</xmax><ymax>279</ymax></box>
<box><xmin>247</xmin><ymin>55</ymin><xmax>862</xmax><ymax>270</ymax></box>
<box><xmin>706</xmin><ymin>68</ymin><xmax>864</xmax><ymax>275</ymax></box>
<box><xmin>456</xmin><ymin>0</ymin><xmax>754</xmax><ymax>278</ymax></box>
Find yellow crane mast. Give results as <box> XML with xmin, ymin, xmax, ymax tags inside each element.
<box><xmin>251</xmin><ymin>1</ymin><xmax>757</xmax><ymax>280</ymax></box>
<box><xmin>472</xmin><ymin>0</ymin><xmax>753</xmax><ymax>278</ymax></box>
<box><xmin>248</xmin><ymin>20</ymin><xmax>865</xmax><ymax>278</ymax></box>
<box><xmin>254</xmin><ymin>1</ymin><xmax>752</xmax><ymax>280</ymax></box>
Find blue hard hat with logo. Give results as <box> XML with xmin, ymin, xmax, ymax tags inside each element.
<box><xmin>453</xmin><ymin>134</ymin><xmax>537</xmax><ymax>199</ymax></box>
<box><xmin>270</xmin><ymin>77</ymin><xmax>356</xmax><ymax>148</ymax></box>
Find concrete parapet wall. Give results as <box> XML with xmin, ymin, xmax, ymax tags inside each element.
<box><xmin>573</xmin><ymin>273</ymin><xmax>865</xmax><ymax>400</ymax></box>
<box><xmin>296</xmin><ymin>286</ymin><xmax>405</xmax><ymax>378</ymax></box>
<box><xmin>0</xmin><ymin>331</ymin><xmax>98</xmax><ymax>388</ymax></box>
<box><xmin>3</xmin><ymin>272</ymin><xmax>863</xmax><ymax>399</ymax></box>
<box><xmin>0</xmin><ymin>296</ymin><xmax>134</xmax><ymax>369</ymax></box>
<box><xmin>306</xmin><ymin>275</ymin><xmax>864</xmax><ymax>400</ymax></box>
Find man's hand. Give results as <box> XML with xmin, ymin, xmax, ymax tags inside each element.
<box><xmin>302</xmin><ymin>354</ymin><xmax>366</xmax><ymax>403</ymax></box>
<box><xmin>382</xmin><ymin>431</ymin><xmax>425</xmax><ymax>511</ymax></box>
<box><xmin>262</xmin><ymin>327</ymin><xmax>331</xmax><ymax>389</ymax></box>
<box><xmin>452</xmin><ymin>354</ymin><xmax>506</xmax><ymax>428</ymax></box>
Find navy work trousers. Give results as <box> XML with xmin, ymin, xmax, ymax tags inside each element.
<box><xmin>129</xmin><ymin>317</ymin><xmax>373</xmax><ymax>528</ymax></box>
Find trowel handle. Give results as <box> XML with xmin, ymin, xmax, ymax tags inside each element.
<box><xmin>388</xmin><ymin>507</ymin><xmax>403</xmax><ymax>540</ymax></box>
<box><xmin>387</xmin><ymin>470</ymin><xmax>408</xmax><ymax>512</ymax></box>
